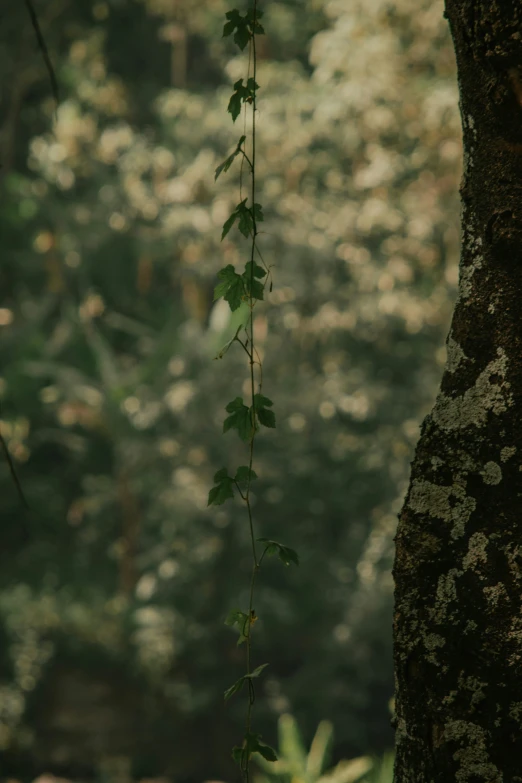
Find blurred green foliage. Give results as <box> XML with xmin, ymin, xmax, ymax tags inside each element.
<box><xmin>0</xmin><ymin>0</ymin><xmax>460</xmax><ymax>781</ymax></box>
<box><xmin>254</xmin><ymin>713</ymin><xmax>373</xmax><ymax>783</ymax></box>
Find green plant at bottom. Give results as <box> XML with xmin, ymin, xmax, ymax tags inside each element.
<box><xmin>363</xmin><ymin>752</ymin><xmax>394</xmax><ymax>783</ymax></box>
<box><xmin>253</xmin><ymin>713</ymin><xmax>373</xmax><ymax>783</ymax></box>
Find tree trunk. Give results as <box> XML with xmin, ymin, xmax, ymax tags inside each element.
<box><xmin>393</xmin><ymin>3</ymin><xmax>522</xmax><ymax>781</ymax></box>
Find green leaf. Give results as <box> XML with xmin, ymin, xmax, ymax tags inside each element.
<box><xmin>221</xmin><ymin>211</ymin><xmax>238</xmax><ymax>240</ymax></box>
<box><xmin>221</xmin><ymin>199</ymin><xmax>248</xmax><ymax>241</ymax></box>
<box><xmin>215</xmin><ymin>135</ymin><xmax>246</xmax><ymax>181</ymax></box>
<box><xmin>214</xmin><ymin>264</ymin><xmax>244</xmax><ymax>311</ymax></box>
<box><xmin>253</xmin><ymin>202</ymin><xmax>264</xmax><ymax>224</ymax></box>
<box><xmin>234</xmin><ymin>465</ymin><xmax>258</xmax><ymax>483</ymax></box>
<box><xmin>278</xmin><ymin>545</ymin><xmax>299</xmax><ymax>566</ymax></box>
<box><xmin>246</xmin><ymin>77</ymin><xmax>260</xmax><ymax>94</ymax></box>
<box><xmin>255</xmin><ymin>740</ymin><xmax>278</xmax><ymax>763</ymax></box>
<box><xmin>253</xmin><ymin>394</ymin><xmax>276</xmax><ymax>428</ymax></box>
<box><xmin>227</xmin><ymin>78</ymin><xmax>259</xmax><ymax>122</ymax></box>
<box><xmin>246</xmin><ymin>8</ymin><xmax>265</xmax><ymax>36</ymax></box>
<box><xmin>258</xmin><ymin>538</ymin><xmax>299</xmax><ymax>566</ymax></box>
<box><xmin>223</xmin><ymin>9</ymin><xmax>242</xmax><ymax>37</ymax></box>
<box><xmin>225</xmin><ymin>608</ymin><xmax>247</xmax><ymax>626</ymax></box>
<box><xmin>215</xmin><ymin>153</ymin><xmax>235</xmax><ymax>182</ymax></box>
<box><xmin>245</xmin><ymin>662</ymin><xmax>269</xmax><ymax>679</ymax></box>
<box><xmin>254</xmin><ymin>394</ymin><xmax>273</xmax><ymax>407</ymax></box>
<box><xmin>224</xmin><ymin>676</ymin><xmax>245</xmax><ymax>701</ymax></box>
<box><xmin>223</xmin><ymin>9</ymin><xmax>263</xmax><ymax>50</ymax></box>
<box><xmin>224</xmin><ymin>397</ymin><xmax>253</xmax><ymax>441</ymax></box>
<box><xmin>243</xmin><ymin>262</ymin><xmax>266</xmax><ymax>301</ymax></box>
<box><xmin>234</xmin><ymin>23</ymin><xmax>251</xmax><ymax>50</ymax></box>
<box><xmin>246</xmin><ymin>733</ymin><xmax>278</xmax><ymax>763</ymax></box>
<box><xmin>258</xmin><ymin>406</ymin><xmax>275</xmax><ymax>427</ymax></box>
<box><xmin>244</xmin><ymin>261</ymin><xmax>266</xmax><ymax>280</ymax></box>
<box><xmin>237</xmin><ymin>201</ymin><xmax>254</xmax><ymax>237</ymax></box>
<box><xmin>228</xmin><ymin>78</ymin><xmax>250</xmax><ymax>121</ymax></box>
<box><xmin>247</xmin><ymin>278</ymin><xmax>265</xmax><ymax>302</ymax></box>
<box><xmin>213</xmin><ymin>467</ymin><xmax>228</xmax><ymax>482</ymax></box>
<box><xmin>214</xmin><ymin>324</ymin><xmax>243</xmax><ymax>360</ymax></box>
<box><xmin>232</xmin><ymin>733</ymin><xmax>275</xmax><ymax>769</ymax></box>
<box><xmin>225</xmin><ymin>608</ymin><xmax>250</xmax><ymax>645</ymax></box>
<box><xmin>208</xmin><ymin>469</ymin><xmax>234</xmax><ymax>506</ymax></box>
<box><xmin>223</xmin><ymin>9</ymin><xmax>250</xmax><ymax>50</ymax></box>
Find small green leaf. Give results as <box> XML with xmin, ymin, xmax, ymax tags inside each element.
<box><xmin>227</xmin><ymin>78</ymin><xmax>259</xmax><ymax>121</ymax></box>
<box><xmin>225</xmin><ymin>608</ymin><xmax>246</xmax><ymax>626</ymax></box>
<box><xmin>223</xmin><ymin>9</ymin><xmax>250</xmax><ymax>50</ymax></box>
<box><xmin>253</xmin><ymin>394</ymin><xmax>276</xmax><ymax>428</ymax></box>
<box><xmin>224</xmin><ymin>397</ymin><xmax>253</xmax><ymax>441</ymax></box>
<box><xmin>228</xmin><ymin>78</ymin><xmax>250</xmax><ymax>121</ymax></box>
<box><xmin>244</xmin><ymin>261</ymin><xmax>266</xmax><ymax>280</ymax></box>
<box><xmin>234</xmin><ymin>465</ymin><xmax>258</xmax><ymax>483</ymax></box>
<box><xmin>234</xmin><ymin>23</ymin><xmax>250</xmax><ymax>50</ymax></box>
<box><xmin>243</xmin><ymin>263</ymin><xmax>266</xmax><ymax>301</ymax></box>
<box><xmin>215</xmin><ymin>135</ymin><xmax>247</xmax><ymax>181</ymax></box>
<box><xmin>214</xmin><ymin>264</ymin><xmax>244</xmax><ymax>311</ymax></box>
<box><xmin>225</xmin><ymin>608</ymin><xmax>250</xmax><ymax>645</ymax></box>
<box><xmin>254</xmin><ymin>394</ymin><xmax>273</xmax><ymax>407</ymax></box>
<box><xmin>255</xmin><ymin>740</ymin><xmax>277</xmax><ymax>762</ymax></box>
<box><xmin>252</xmin><ymin>202</ymin><xmax>264</xmax><ymax>223</ymax></box>
<box><xmin>246</xmin><ymin>77</ymin><xmax>260</xmax><ymax>94</ymax></box>
<box><xmin>224</xmin><ymin>676</ymin><xmax>245</xmax><ymax>701</ymax></box>
<box><xmin>215</xmin><ymin>153</ymin><xmax>235</xmax><ymax>181</ymax></box>
<box><xmin>247</xmin><ymin>278</ymin><xmax>265</xmax><ymax>302</ymax></box>
<box><xmin>237</xmin><ymin>201</ymin><xmax>254</xmax><ymax>237</ymax></box>
<box><xmin>223</xmin><ymin>9</ymin><xmax>263</xmax><ymax>50</ymax></box>
<box><xmin>221</xmin><ymin>212</ymin><xmax>239</xmax><ymax>240</ymax></box>
<box><xmin>208</xmin><ymin>469</ymin><xmax>234</xmax><ymax>506</ymax></box>
<box><xmin>258</xmin><ymin>407</ymin><xmax>275</xmax><ymax>427</ymax></box>
<box><xmin>245</xmin><ymin>662</ymin><xmax>269</xmax><ymax>679</ymax></box>
<box><xmin>223</xmin><ymin>9</ymin><xmax>242</xmax><ymax>37</ymax></box>
<box><xmin>246</xmin><ymin>733</ymin><xmax>278</xmax><ymax>763</ymax></box>
<box><xmin>214</xmin><ymin>324</ymin><xmax>243</xmax><ymax>360</ymax></box>
<box><xmin>213</xmin><ymin>467</ymin><xmax>228</xmax><ymax>483</ymax></box>
<box><xmin>246</xmin><ymin>8</ymin><xmax>265</xmax><ymax>36</ymax></box>
<box><xmin>258</xmin><ymin>538</ymin><xmax>299</xmax><ymax>566</ymax></box>
<box><xmin>279</xmin><ymin>546</ymin><xmax>299</xmax><ymax>566</ymax></box>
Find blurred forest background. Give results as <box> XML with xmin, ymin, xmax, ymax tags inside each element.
<box><xmin>0</xmin><ymin>0</ymin><xmax>462</xmax><ymax>781</ymax></box>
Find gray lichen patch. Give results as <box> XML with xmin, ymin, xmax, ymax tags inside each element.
<box><xmin>500</xmin><ymin>445</ymin><xmax>517</xmax><ymax>462</ymax></box>
<box><xmin>424</xmin><ymin>633</ymin><xmax>446</xmax><ymax>665</ymax></box>
<box><xmin>507</xmin><ymin>617</ymin><xmax>522</xmax><ymax>666</ymax></box>
<box><xmin>430</xmin><ymin>568</ymin><xmax>463</xmax><ymax>623</ymax></box>
<box><xmin>408</xmin><ymin>478</ymin><xmax>476</xmax><ymax>540</ymax></box>
<box><xmin>458</xmin><ymin>255</ymin><xmax>483</xmax><ymax>301</ymax></box>
<box><xmin>432</xmin><ymin>348</ymin><xmax>512</xmax><ymax>432</ymax></box>
<box><xmin>459</xmin><ymin>674</ymin><xmax>487</xmax><ymax>708</ymax></box>
<box><xmin>446</xmin><ymin>335</ymin><xmax>470</xmax><ymax>373</ymax></box>
<box><xmin>442</xmin><ymin>721</ymin><xmax>502</xmax><ymax>782</ymax></box>
<box><xmin>436</xmin><ymin>568</ymin><xmax>461</xmax><ymax>603</ymax></box>
<box><xmin>509</xmin><ymin>702</ymin><xmax>522</xmax><ymax>723</ymax></box>
<box><xmin>462</xmin><ymin>532</ymin><xmax>488</xmax><ymax>571</ymax></box>
<box><xmin>483</xmin><ymin>583</ymin><xmax>508</xmax><ymax>609</ymax></box>
<box><xmin>481</xmin><ymin>461</ymin><xmax>502</xmax><ymax>485</ymax></box>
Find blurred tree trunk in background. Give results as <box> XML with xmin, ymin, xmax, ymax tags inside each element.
<box><xmin>393</xmin><ymin>2</ymin><xmax>522</xmax><ymax>780</ymax></box>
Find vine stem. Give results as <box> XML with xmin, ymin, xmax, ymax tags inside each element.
<box><xmin>244</xmin><ymin>3</ymin><xmax>259</xmax><ymax>781</ymax></box>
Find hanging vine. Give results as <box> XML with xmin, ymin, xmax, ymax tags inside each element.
<box><xmin>208</xmin><ymin>3</ymin><xmax>299</xmax><ymax>781</ymax></box>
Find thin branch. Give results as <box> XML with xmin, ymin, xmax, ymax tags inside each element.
<box><xmin>24</xmin><ymin>0</ymin><xmax>59</xmax><ymax>108</ymax></box>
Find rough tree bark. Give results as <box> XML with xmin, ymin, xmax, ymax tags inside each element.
<box><xmin>393</xmin><ymin>2</ymin><xmax>522</xmax><ymax>781</ymax></box>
